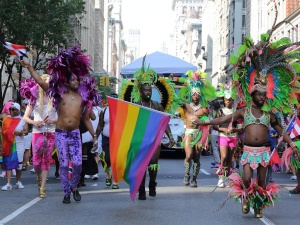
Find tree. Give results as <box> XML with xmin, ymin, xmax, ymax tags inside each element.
<box><xmin>0</xmin><ymin>0</ymin><xmax>85</xmax><ymax>107</ymax></box>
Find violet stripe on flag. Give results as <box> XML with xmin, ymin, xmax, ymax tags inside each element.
<box><xmin>290</xmin><ymin>117</ymin><xmax>300</xmax><ymax>139</ymax></box>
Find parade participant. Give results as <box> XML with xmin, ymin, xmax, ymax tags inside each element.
<box><xmin>96</xmin><ymin>93</ymin><xmax>119</xmax><ymax>189</ymax></box>
<box><xmin>119</xmin><ymin>57</ymin><xmax>178</xmax><ymax>200</ymax></box>
<box><xmin>1</xmin><ymin>103</ymin><xmax>28</xmax><ymax>190</ymax></box>
<box><xmin>20</xmin><ymin>75</ymin><xmax>57</xmax><ymax>198</ymax></box>
<box><xmin>213</xmin><ymin>84</ymin><xmax>240</xmax><ymax>188</ymax></box>
<box><xmin>178</xmin><ymin>70</ymin><xmax>215</xmax><ymax>187</ymax></box>
<box><xmin>194</xmin><ymin>22</ymin><xmax>300</xmax><ymax>217</ymax></box>
<box><xmin>20</xmin><ymin>46</ymin><xmax>100</xmax><ymax>204</ymax></box>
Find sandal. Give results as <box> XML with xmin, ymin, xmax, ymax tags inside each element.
<box><xmin>112</xmin><ymin>184</ymin><xmax>119</xmax><ymax>189</ymax></box>
<box><xmin>290</xmin><ymin>186</ymin><xmax>300</xmax><ymax>194</ymax></box>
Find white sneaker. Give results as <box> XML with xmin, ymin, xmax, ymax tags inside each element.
<box><xmin>217</xmin><ymin>178</ymin><xmax>225</xmax><ymax>188</ymax></box>
<box><xmin>0</xmin><ymin>171</ymin><xmax>6</xmax><ymax>178</ymax></box>
<box><xmin>290</xmin><ymin>175</ymin><xmax>297</xmax><ymax>181</ymax></box>
<box><xmin>30</xmin><ymin>168</ymin><xmax>35</xmax><ymax>174</ymax></box>
<box><xmin>2</xmin><ymin>183</ymin><xmax>12</xmax><ymax>191</ymax></box>
<box><xmin>92</xmin><ymin>174</ymin><xmax>98</xmax><ymax>180</ymax></box>
<box><xmin>16</xmin><ymin>181</ymin><xmax>24</xmax><ymax>189</ymax></box>
<box><xmin>84</xmin><ymin>175</ymin><xmax>91</xmax><ymax>179</ymax></box>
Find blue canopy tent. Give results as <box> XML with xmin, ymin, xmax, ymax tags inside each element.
<box><xmin>120</xmin><ymin>51</ymin><xmax>197</xmax><ymax>78</ymax></box>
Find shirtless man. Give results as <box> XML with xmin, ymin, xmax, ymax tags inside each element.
<box><xmin>20</xmin><ymin>59</ymin><xmax>98</xmax><ymax>204</ymax></box>
<box><xmin>182</xmin><ymin>91</ymin><xmax>209</xmax><ymax>188</ymax></box>
<box><xmin>194</xmin><ymin>89</ymin><xmax>299</xmax><ymax>217</ymax></box>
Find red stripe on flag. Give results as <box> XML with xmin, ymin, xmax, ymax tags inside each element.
<box><xmin>290</xmin><ymin>117</ymin><xmax>300</xmax><ymax>139</ymax></box>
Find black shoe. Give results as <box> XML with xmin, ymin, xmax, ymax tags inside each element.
<box><xmin>149</xmin><ymin>181</ymin><xmax>157</xmax><ymax>197</ymax></box>
<box><xmin>138</xmin><ymin>186</ymin><xmax>146</xmax><ymax>200</ymax></box>
<box><xmin>72</xmin><ymin>190</ymin><xmax>81</xmax><ymax>202</ymax></box>
<box><xmin>55</xmin><ymin>171</ymin><xmax>60</xmax><ymax>179</ymax></box>
<box><xmin>63</xmin><ymin>195</ymin><xmax>70</xmax><ymax>204</ymax></box>
<box><xmin>78</xmin><ymin>178</ymin><xmax>86</xmax><ymax>187</ymax></box>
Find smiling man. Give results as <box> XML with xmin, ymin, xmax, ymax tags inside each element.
<box><xmin>20</xmin><ymin>47</ymin><xmax>100</xmax><ymax>204</ymax></box>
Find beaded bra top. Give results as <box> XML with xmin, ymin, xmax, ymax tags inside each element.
<box><xmin>243</xmin><ymin>106</ymin><xmax>270</xmax><ymax>129</ymax></box>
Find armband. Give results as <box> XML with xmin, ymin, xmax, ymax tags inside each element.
<box><xmin>270</xmin><ymin>120</ymin><xmax>279</xmax><ymax>127</ymax></box>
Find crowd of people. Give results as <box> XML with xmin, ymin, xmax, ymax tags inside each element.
<box><xmin>0</xmin><ymin>30</ymin><xmax>300</xmax><ymax>220</ymax></box>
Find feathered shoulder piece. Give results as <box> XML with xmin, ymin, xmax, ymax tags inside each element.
<box><xmin>229</xmin><ymin>2</ymin><xmax>300</xmax><ymax>113</ymax></box>
<box><xmin>119</xmin><ymin>77</ymin><xmax>181</xmax><ymax>115</ymax></box>
<box><xmin>177</xmin><ymin>70</ymin><xmax>216</xmax><ymax>107</ymax></box>
<box><xmin>19</xmin><ymin>77</ymin><xmax>39</xmax><ymax>106</ymax></box>
<box><xmin>46</xmin><ymin>46</ymin><xmax>100</xmax><ymax>109</ymax></box>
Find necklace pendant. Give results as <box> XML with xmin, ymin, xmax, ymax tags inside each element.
<box><xmin>255</xmin><ymin>118</ymin><xmax>260</xmax><ymax>124</ymax></box>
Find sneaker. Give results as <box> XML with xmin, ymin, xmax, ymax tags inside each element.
<box><xmin>16</xmin><ymin>181</ymin><xmax>24</xmax><ymax>189</ymax></box>
<box><xmin>92</xmin><ymin>174</ymin><xmax>98</xmax><ymax>180</ymax></box>
<box><xmin>63</xmin><ymin>195</ymin><xmax>71</xmax><ymax>204</ymax></box>
<box><xmin>183</xmin><ymin>175</ymin><xmax>190</xmax><ymax>186</ymax></box>
<box><xmin>190</xmin><ymin>180</ymin><xmax>197</xmax><ymax>188</ymax></box>
<box><xmin>84</xmin><ymin>175</ymin><xmax>91</xmax><ymax>179</ymax></box>
<box><xmin>290</xmin><ymin>175</ymin><xmax>297</xmax><ymax>181</ymax></box>
<box><xmin>217</xmin><ymin>178</ymin><xmax>225</xmax><ymax>188</ymax></box>
<box><xmin>30</xmin><ymin>168</ymin><xmax>35</xmax><ymax>174</ymax></box>
<box><xmin>0</xmin><ymin>171</ymin><xmax>6</xmax><ymax>178</ymax></box>
<box><xmin>2</xmin><ymin>183</ymin><xmax>12</xmax><ymax>191</ymax></box>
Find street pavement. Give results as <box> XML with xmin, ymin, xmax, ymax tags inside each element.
<box><xmin>0</xmin><ymin>153</ymin><xmax>299</xmax><ymax>225</ymax></box>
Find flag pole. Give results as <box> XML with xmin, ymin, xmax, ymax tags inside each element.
<box><xmin>18</xmin><ymin>56</ymin><xmax>23</xmax><ymax>104</ymax></box>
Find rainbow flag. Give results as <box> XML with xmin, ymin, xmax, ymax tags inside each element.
<box><xmin>108</xmin><ymin>97</ymin><xmax>170</xmax><ymax>200</ymax></box>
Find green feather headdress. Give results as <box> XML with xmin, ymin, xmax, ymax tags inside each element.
<box><xmin>229</xmin><ymin>2</ymin><xmax>300</xmax><ymax>114</ymax></box>
<box><xmin>178</xmin><ymin>70</ymin><xmax>216</xmax><ymax>108</ymax></box>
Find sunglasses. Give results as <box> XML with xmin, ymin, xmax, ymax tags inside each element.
<box><xmin>9</xmin><ymin>108</ymin><xmax>18</xmax><ymax>111</ymax></box>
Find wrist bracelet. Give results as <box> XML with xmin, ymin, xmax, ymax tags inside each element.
<box><xmin>290</xmin><ymin>142</ymin><xmax>296</xmax><ymax>148</ymax></box>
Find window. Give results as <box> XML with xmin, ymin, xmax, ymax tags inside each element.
<box><xmin>242</xmin><ymin>15</ymin><xmax>246</xmax><ymax>27</ymax></box>
<box><xmin>242</xmin><ymin>0</ymin><xmax>246</xmax><ymax>8</ymax></box>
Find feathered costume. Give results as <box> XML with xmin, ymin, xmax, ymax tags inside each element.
<box><xmin>46</xmin><ymin>46</ymin><xmax>101</xmax><ymax>109</ymax></box>
<box><xmin>227</xmin><ymin>2</ymin><xmax>299</xmax><ymax>215</ymax></box>
<box><xmin>119</xmin><ymin>55</ymin><xmax>181</xmax><ymax>115</ymax></box>
<box><xmin>177</xmin><ymin>70</ymin><xmax>216</xmax><ymax>149</ymax></box>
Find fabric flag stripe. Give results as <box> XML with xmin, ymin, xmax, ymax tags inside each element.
<box><xmin>290</xmin><ymin>117</ymin><xmax>300</xmax><ymax>138</ymax></box>
<box><xmin>286</xmin><ymin>115</ymin><xmax>296</xmax><ymax>133</ymax></box>
<box><xmin>2</xmin><ymin>41</ymin><xmax>28</xmax><ymax>57</ymax></box>
<box><xmin>128</xmin><ymin>113</ymin><xmax>169</xmax><ymax>199</ymax></box>
<box><xmin>108</xmin><ymin>97</ymin><xmax>170</xmax><ymax>200</ymax></box>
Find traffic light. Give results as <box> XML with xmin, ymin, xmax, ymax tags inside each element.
<box><xmin>105</xmin><ymin>76</ymin><xmax>110</xmax><ymax>86</ymax></box>
<box><xmin>100</xmin><ymin>77</ymin><xmax>105</xmax><ymax>86</ymax></box>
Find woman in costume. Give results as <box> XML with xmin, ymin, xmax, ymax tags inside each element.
<box><xmin>213</xmin><ymin>83</ymin><xmax>241</xmax><ymax>188</ymax></box>
<box><xmin>194</xmin><ymin>2</ymin><xmax>300</xmax><ymax>217</ymax></box>
<box><xmin>177</xmin><ymin>70</ymin><xmax>216</xmax><ymax>187</ymax></box>
<box><xmin>1</xmin><ymin>103</ymin><xmax>28</xmax><ymax>191</ymax></box>
<box><xmin>119</xmin><ymin>56</ymin><xmax>178</xmax><ymax>200</ymax></box>
<box><xmin>20</xmin><ymin>75</ymin><xmax>57</xmax><ymax>198</ymax></box>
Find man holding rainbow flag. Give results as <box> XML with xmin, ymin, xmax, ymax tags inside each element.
<box><xmin>116</xmin><ymin>55</ymin><xmax>180</xmax><ymax>200</ymax></box>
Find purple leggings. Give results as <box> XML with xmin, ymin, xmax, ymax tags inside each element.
<box><xmin>55</xmin><ymin>129</ymin><xmax>82</xmax><ymax>196</ymax></box>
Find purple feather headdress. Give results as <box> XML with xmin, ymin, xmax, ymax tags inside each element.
<box><xmin>46</xmin><ymin>46</ymin><xmax>101</xmax><ymax>109</ymax></box>
<box><xmin>19</xmin><ymin>77</ymin><xmax>39</xmax><ymax>106</ymax></box>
